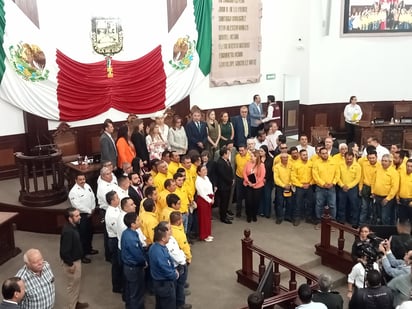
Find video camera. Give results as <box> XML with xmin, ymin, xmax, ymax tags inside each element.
<box><xmin>355</xmin><ymin>233</ymin><xmax>384</xmax><ymax>266</ymax></box>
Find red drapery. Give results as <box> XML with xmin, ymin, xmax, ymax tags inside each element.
<box><xmin>56</xmin><ymin>45</ymin><xmax>166</xmax><ymax>121</ymax></box>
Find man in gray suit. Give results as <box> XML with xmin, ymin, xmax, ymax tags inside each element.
<box><xmin>0</xmin><ymin>277</ymin><xmax>25</xmax><ymax>308</ymax></box>
<box><xmin>100</xmin><ymin>119</ymin><xmax>118</xmax><ymax>170</ymax></box>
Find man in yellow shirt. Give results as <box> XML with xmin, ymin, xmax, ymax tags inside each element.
<box><xmin>312</xmin><ymin>147</ymin><xmax>338</xmax><ymax>228</ymax></box>
<box><xmin>154</xmin><ymin>160</ymin><xmax>168</xmax><ymax>191</ymax></box>
<box><xmin>174</xmin><ymin>172</ymin><xmax>190</xmax><ymax>233</ymax></box>
<box><xmin>180</xmin><ymin>157</ymin><xmax>195</xmax><ymax>201</ymax></box>
<box><xmin>336</xmin><ymin>152</ymin><xmax>361</xmax><ymax>227</ymax></box>
<box><xmin>170</xmin><ymin>211</ymin><xmax>192</xmax><ymax>264</ymax></box>
<box><xmin>273</xmin><ymin>153</ymin><xmax>293</xmax><ymax>224</ymax></box>
<box><xmin>139</xmin><ymin>198</ymin><xmax>159</xmax><ymax>245</ymax></box>
<box><xmin>160</xmin><ymin>193</ymin><xmax>181</xmax><ymax>222</ymax></box>
<box><xmin>291</xmin><ymin>149</ymin><xmax>314</xmax><ymax>225</ymax></box>
<box><xmin>168</xmin><ymin>151</ymin><xmax>181</xmax><ymax>177</ymax></box>
<box><xmin>157</xmin><ymin>179</ymin><xmax>177</xmax><ymax>220</ymax></box>
<box><xmin>359</xmin><ymin>150</ymin><xmax>379</xmax><ymax>225</ymax></box>
<box><xmin>234</xmin><ymin>145</ymin><xmax>250</xmax><ymax>217</ymax></box>
<box><xmin>371</xmin><ymin>154</ymin><xmax>399</xmax><ymax>225</ymax></box>
<box><xmin>397</xmin><ymin>159</ymin><xmax>412</xmax><ymax>223</ymax></box>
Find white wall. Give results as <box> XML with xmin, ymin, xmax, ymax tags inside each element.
<box><xmin>2</xmin><ymin>0</ymin><xmax>412</xmax><ymax>135</ymax></box>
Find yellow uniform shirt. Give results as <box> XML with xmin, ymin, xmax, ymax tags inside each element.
<box><xmin>183</xmin><ymin>167</ymin><xmax>196</xmax><ymax>200</ymax></box>
<box><xmin>171</xmin><ymin>224</ymin><xmax>192</xmax><ymax>261</ymax></box>
<box><xmin>235</xmin><ymin>153</ymin><xmax>250</xmax><ymax>178</ymax></box>
<box><xmin>273</xmin><ymin>154</ymin><xmax>291</xmax><ymax>166</ymax></box>
<box><xmin>337</xmin><ymin>162</ymin><xmax>361</xmax><ymax>189</ymax></box>
<box><xmin>160</xmin><ymin>207</ymin><xmax>174</xmax><ymax>222</ymax></box>
<box><xmin>154</xmin><ymin>172</ymin><xmax>168</xmax><ymax>191</ymax></box>
<box><xmin>312</xmin><ymin>157</ymin><xmax>338</xmax><ymax>187</ymax></box>
<box><xmin>273</xmin><ymin>162</ymin><xmax>293</xmax><ymax>187</ymax></box>
<box><xmin>398</xmin><ymin>169</ymin><xmax>412</xmax><ymax>199</ymax></box>
<box><xmin>157</xmin><ymin>190</ymin><xmax>174</xmax><ymax>220</ymax></box>
<box><xmin>291</xmin><ymin>160</ymin><xmax>313</xmax><ymax>187</ymax></box>
<box><xmin>332</xmin><ymin>153</ymin><xmax>345</xmax><ymax>166</ymax></box>
<box><xmin>372</xmin><ymin>165</ymin><xmax>399</xmax><ymax>200</ymax></box>
<box><xmin>310</xmin><ymin>154</ymin><xmax>322</xmax><ymax>166</ymax></box>
<box><xmin>139</xmin><ymin>211</ymin><xmax>159</xmax><ymax>245</ymax></box>
<box><xmin>175</xmin><ymin>186</ymin><xmax>189</xmax><ymax>213</ymax></box>
<box><xmin>167</xmin><ymin>161</ymin><xmax>181</xmax><ymax>178</ymax></box>
<box><xmin>359</xmin><ymin>160</ymin><xmax>380</xmax><ymax>190</ymax></box>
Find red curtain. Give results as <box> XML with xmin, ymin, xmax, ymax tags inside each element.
<box><xmin>56</xmin><ymin>45</ymin><xmax>166</xmax><ymax>121</ymax></box>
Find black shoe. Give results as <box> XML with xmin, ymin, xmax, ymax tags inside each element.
<box><xmin>89</xmin><ymin>249</ymin><xmax>99</xmax><ymax>255</ymax></box>
<box><xmin>184</xmin><ymin>282</ymin><xmax>190</xmax><ymax>288</ymax></box>
<box><xmin>293</xmin><ymin>219</ymin><xmax>301</xmax><ymax>226</ymax></box>
<box><xmin>236</xmin><ymin>212</ymin><xmax>241</xmax><ymax>218</ymax></box>
<box><xmin>221</xmin><ymin>219</ymin><xmax>232</xmax><ymax>224</ymax></box>
<box><xmin>81</xmin><ymin>257</ymin><xmax>91</xmax><ymax>264</ymax></box>
<box><xmin>112</xmin><ymin>288</ymin><xmax>122</xmax><ymax>294</ymax></box>
<box><xmin>275</xmin><ymin>218</ymin><xmax>283</xmax><ymax>224</ymax></box>
<box><xmin>227</xmin><ymin>210</ymin><xmax>234</xmax><ymax>216</ymax></box>
<box><xmin>252</xmin><ymin>216</ymin><xmax>257</xmax><ymax>222</ymax></box>
<box><xmin>352</xmin><ymin>225</ymin><xmax>359</xmax><ymax>229</ymax></box>
<box><xmin>247</xmin><ymin>217</ymin><xmax>252</xmax><ymax>223</ymax></box>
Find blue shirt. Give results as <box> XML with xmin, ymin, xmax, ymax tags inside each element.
<box><xmin>148</xmin><ymin>242</ymin><xmax>177</xmax><ymax>281</ymax></box>
<box><xmin>121</xmin><ymin>228</ymin><xmax>147</xmax><ymax>267</ymax></box>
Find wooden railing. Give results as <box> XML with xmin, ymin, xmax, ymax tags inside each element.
<box><xmin>314</xmin><ymin>210</ymin><xmax>357</xmax><ymax>274</ymax></box>
<box><xmin>15</xmin><ymin>150</ymin><xmax>67</xmax><ymax>207</ymax></box>
<box><xmin>236</xmin><ymin>229</ymin><xmax>319</xmax><ymax>309</ymax></box>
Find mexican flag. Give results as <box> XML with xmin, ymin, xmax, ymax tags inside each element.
<box><xmin>0</xmin><ymin>0</ymin><xmax>211</xmax><ymax>121</ymax></box>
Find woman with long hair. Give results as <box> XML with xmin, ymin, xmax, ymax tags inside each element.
<box><xmin>242</xmin><ymin>150</ymin><xmax>266</xmax><ymax>222</ymax></box>
<box><xmin>258</xmin><ymin>145</ymin><xmax>274</xmax><ymax>218</ymax></box>
<box><xmin>145</xmin><ymin>122</ymin><xmax>167</xmax><ymax>160</ymax></box>
<box><xmin>167</xmin><ymin>115</ymin><xmax>188</xmax><ymax>155</ymax></box>
<box><xmin>219</xmin><ymin>111</ymin><xmax>234</xmax><ymax>148</ymax></box>
<box><xmin>195</xmin><ymin>165</ymin><xmax>214</xmax><ymax>242</ymax></box>
<box><xmin>131</xmin><ymin>119</ymin><xmax>149</xmax><ymax>167</ymax></box>
<box><xmin>206</xmin><ymin>110</ymin><xmax>221</xmax><ymax>158</ymax></box>
<box><xmin>116</xmin><ymin>124</ymin><xmax>136</xmax><ymax>171</ymax></box>
<box><xmin>351</xmin><ymin>224</ymin><xmax>371</xmax><ymax>261</ymax></box>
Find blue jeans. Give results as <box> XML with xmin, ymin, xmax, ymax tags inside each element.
<box><xmin>359</xmin><ymin>185</ymin><xmax>372</xmax><ymax>225</ymax></box>
<box><xmin>123</xmin><ymin>265</ymin><xmax>145</xmax><ymax>309</ymax></box>
<box><xmin>294</xmin><ymin>186</ymin><xmax>315</xmax><ymax>221</ymax></box>
<box><xmin>372</xmin><ymin>196</ymin><xmax>395</xmax><ymax>225</ymax></box>
<box><xmin>259</xmin><ymin>181</ymin><xmax>274</xmax><ymax>217</ymax></box>
<box><xmin>315</xmin><ymin>186</ymin><xmax>336</xmax><ymax>221</ymax></box>
<box><xmin>182</xmin><ymin>213</ymin><xmax>188</xmax><ymax>233</ymax></box>
<box><xmin>274</xmin><ymin>186</ymin><xmax>292</xmax><ymax>221</ymax></box>
<box><xmin>337</xmin><ymin>186</ymin><xmax>360</xmax><ymax>225</ymax></box>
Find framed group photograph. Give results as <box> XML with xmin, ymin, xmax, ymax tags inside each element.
<box><xmin>342</xmin><ymin>0</ymin><xmax>412</xmax><ymax>36</ymax></box>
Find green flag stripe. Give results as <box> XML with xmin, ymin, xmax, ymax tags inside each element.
<box><xmin>0</xmin><ymin>0</ymin><xmax>5</xmax><ymax>82</ymax></box>
<box><xmin>193</xmin><ymin>0</ymin><xmax>211</xmax><ymax>76</ymax></box>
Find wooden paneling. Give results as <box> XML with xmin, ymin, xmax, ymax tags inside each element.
<box><xmin>283</xmin><ymin>100</ymin><xmax>299</xmax><ymax>135</ymax></box>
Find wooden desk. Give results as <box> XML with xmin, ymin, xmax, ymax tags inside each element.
<box><xmin>65</xmin><ymin>162</ymin><xmax>102</xmax><ymax>192</ymax></box>
<box><xmin>354</xmin><ymin>121</ymin><xmax>412</xmax><ymax>148</ymax></box>
<box><xmin>0</xmin><ymin>212</ymin><xmax>21</xmax><ymax>265</ymax></box>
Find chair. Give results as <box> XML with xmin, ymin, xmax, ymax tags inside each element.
<box><xmin>310</xmin><ymin>126</ymin><xmax>330</xmax><ymax>145</ymax></box>
<box><xmin>52</xmin><ymin>122</ymin><xmax>79</xmax><ymax>163</ymax></box>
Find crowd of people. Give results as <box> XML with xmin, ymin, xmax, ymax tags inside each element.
<box><xmin>2</xmin><ymin>93</ymin><xmax>412</xmax><ymax>309</ymax></box>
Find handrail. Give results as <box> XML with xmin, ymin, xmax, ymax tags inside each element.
<box><xmin>237</xmin><ymin>229</ymin><xmax>318</xmax><ymax>309</ymax></box>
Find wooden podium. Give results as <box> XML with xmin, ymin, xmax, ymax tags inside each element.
<box><xmin>0</xmin><ymin>212</ymin><xmax>21</xmax><ymax>265</ymax></box>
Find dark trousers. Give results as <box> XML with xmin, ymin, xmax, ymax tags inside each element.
<box><xmin>217</xmin><ymin>189</ymin><xmax>231</xmax><ymax>220</ymax></box>
<box><xmin>123</xmin><ymin>265</ymin><xmax>145</xmax><ymax>309</ymax></box>
<box><xmin>345</xmin><ymin>121</ymin><xmax>355</xmax><ymax>144</ymax></box>
<box><xmin>245</xmin><ymin>186</ymin><xmax>263</xmax><ymax>220</ymax></box>
<box><xmin>372</xmin><ymin>196</ymin><xmax>395</xmax><ymax>225</ymax></box>
<box><xmin>259</xmin><ymin>181</ymin><xmax>274</xmax><ymax>218</ymax></box>
<box><xmin>235</xmin><ymin>176</ymin><xmax>246</xmax><ymax>215</ymax></box>
<box><xmin>399</xmin><ymin>198</ymin><xmax>412</xmax><ymax>223</ymax></box>
<box><xmin>99</xmin><ymin>209</ymin><xmax>110</xmax><ymax>261</ymax></box>
<box><xmin>359</xmin><ymin>185</ymin><xmax>372</xmax><ymax>224</ymax></box>
<box><xmin>108</xmin><ymin>237</ymin><xmax>123</xmax><ymax>292</ymax></box>
<box><xmin>176</xmin><ymin>264</ymin><xmax>188</xmax><ymax>307</ymax></box>
<box><xmin>153</xmin><ymin>280</ymin><xmax>176</xmax><ymax>309</ymax></box>
<box><xmin>294</xmin><ymin>186</ymin><xmax>314</xmax><ymax>221</ymax></box>
<box><xmin>275</xmin><ymin>186</ymin><xmax>292</xmax><ymax>220</ymax></box>
<box><xmin>79</xmin><ymin>213</ymin><xmax>93</xmax><ymax>256</ymax></box>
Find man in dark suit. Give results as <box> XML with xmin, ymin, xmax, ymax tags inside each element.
<box><xmin>231</xmin><ymin>106</ymin><xmax>251</xmax><ymax>148</ymax></box>
<box><xmin>185</xmin><ymin>110</ymin><xmax>208</xmax><ymax>154</ymax></box>
<box><xmin>0</xmin><ymin>277</ymin><xmax>25</xmax><ymax>308</ymax></box>
<box><xmin>325</xmin><ymin>137</ymin><xmax>339</xmax><ymax>156</ymax></box>
<box><xmin>215</xmin><ymin>147</ymin><xmax>235</xmax><ymax>224</ymax></box>
<box><xmin>100</xmin><ymin>119</ymin><xmax>118</xmax><ymax>169</ymax></box>
<box><xmin>312</xmin><ymin>273</ymin><xmax>343</xmax><ymax>309</ymax></box>
<box><xmin>128</xmin><ymin>172</ymin><xmax>144</xmax><ymax>215</ymax></box>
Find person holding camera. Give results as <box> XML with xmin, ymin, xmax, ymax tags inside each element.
<box><xmin>348</xmin><ymin>270</ymin><xmax>393</xmax><ymax>309</ymax></box>
<box><xmin>347</xmin><ymin>247</ymin><xmax>380</xmax><ymax>299</ymax></box>
<box><xmin>379</xmin><ymin>239</ymin><xmax>412</xmax><ymax>279</ymax></box>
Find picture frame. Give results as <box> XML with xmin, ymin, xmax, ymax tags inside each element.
<box><xmin>341</xmin><ymin>0</ymin><xmax>412</xmax><ymax>36</ymax></box>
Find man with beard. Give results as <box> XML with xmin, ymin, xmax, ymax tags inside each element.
<box><xmin>128</xmin><ymin>172</ymin><xmax>144</xmax><ymax>214</ymax></box>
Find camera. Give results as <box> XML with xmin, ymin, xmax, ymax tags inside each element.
<box><xmin>355</xmin><ymin>233</ymin><xmax>384</xmax><ymax>267</ymax></box>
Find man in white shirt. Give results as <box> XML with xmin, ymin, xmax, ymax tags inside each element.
<box><xmin>105</xmin><ymin>190</ymin><xmax>122</xmax><ymax>294</ymax></box>
<box><xmin>68</xmin><ymin>174</ymin><xmax>98</xmax><ymax>263</ymax></box>
<box><xmin>254</xmin><ymin>130</ymin><xmax>268</xmax><ymax>150</ymax></box>
<box><xmin>296</xmin><ymin>284</ymin><xmax>327</xmax><ymax>309</ymax></box>
<box><xmin>296</xmin><ymin>134</ymin><xmax>316</xmax><ymax>159</ymax></box>
<box><xmin>362</xmin><ymin>136</ymin><xmax>390</xmax><ymax>160</ymax></box>
<box><xmin>265</xmin><ymin>121</ymin><xmax>282</xmax><ymax>154</ymax></box>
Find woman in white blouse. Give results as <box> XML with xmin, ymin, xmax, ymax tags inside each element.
<box><xmin>167</xmin><ymin>115</ymin><xmax>188</xmax><ymax>155</ymax></box>
<box><xmin>145</xmin><ymin>122</ymin><xmax>167</xmax><ymax>160</ymax></box>
<box><xmin>195</xmin><ymin>165</ymin><xmax>214</xmax><ymax>242</ymax></box>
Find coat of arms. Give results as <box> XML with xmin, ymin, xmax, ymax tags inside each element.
<box><xmin>91</xmin><ymin>17</ymin><xmax>123</xmax><ymax>78</ymax></box>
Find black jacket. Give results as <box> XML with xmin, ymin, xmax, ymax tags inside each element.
<box><xmin>349</xmin><ymin>286</ymin><xmax>394</xmax><ymax>309</ymax></box>
<box><xmin>60</xmin><ymin>222</ymin><xmax>83</xmax><ymax>266</ymax></box>
<box><xmin>312</xmin><ymin>291</ymin><xmax>343</xmax><ymax>309</ymax></box>
<box><xmin>215</xmin><ymin>157</ymin><xmax>234</xmax><ymax>191</ymax></box>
